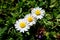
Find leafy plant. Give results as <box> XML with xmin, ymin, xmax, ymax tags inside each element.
<box><xmin>0</xmin><ymin>0</ymin><xmax>60</xmax><ymax>40</ymax></box>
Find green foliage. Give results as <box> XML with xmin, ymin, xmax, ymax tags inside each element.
<box><xmin>0</xmin><ymin>0</ymin><xmax>60</xmax><ymax>40</ymax></box>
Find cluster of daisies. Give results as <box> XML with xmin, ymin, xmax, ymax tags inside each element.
<box><xmin>15</xmin><ymin>7</ymin><xmax>45</xmax><ymax>33</ymax></box>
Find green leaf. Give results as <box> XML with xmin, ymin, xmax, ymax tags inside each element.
<box><xmin>45</xmin><ymin>14</ymin><xmax>52</xmax><ymax>20</ymax></box>
<box><xmin>56</xmin><ymin>14</ymin><xmax>60</xmax><ymax>18</ymax></box>
<box><xmin>0</xmin><ymin>27</ymin><xmax>7</xmax><ymax>36</ymax></box>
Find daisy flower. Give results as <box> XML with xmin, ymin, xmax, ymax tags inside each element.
<box><xmin>31</xmin><ymin>7</ymin><xmax>45</xmax><ymax>19</ymax></box>
<box><xmin>24</xmin><ymin>14</ymin><xmax>36</xmax><ymax>26</ymax></box>
<box><xmin>14</xmin><ymin>19</ymin><xmax>30</xmax><ymax>33</ymax></box>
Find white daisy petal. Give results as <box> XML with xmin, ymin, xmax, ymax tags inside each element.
<box><xmin>20</xmin><ymin>29</ymin><xmax>24</xmax><ymax>32</ymax></box>
<box><xmin>16</xmin><ymin>28</ymin><xmax>20</xmax><ymax>30</ymax></box>
<box><xmin>25</xmin><ymin>26</ymin><xmax>30</xmax><ymax>29</ymax></box>
<box><xmin>24</xmin><ymin>29</ymin><xmax>28</xmax><ymax>31</ymax></box>
<box><xmin>38</xmin><ymin>16</ymin><xmax>43</xmax><ymax>19</ymax></box>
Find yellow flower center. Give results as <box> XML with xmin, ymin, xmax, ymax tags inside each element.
<box><xmin>27</xmin><ymin>16</ymin><xmax>33</xmax><ymax>22</ymax></box>
<box><xmin>35</xmin><ymin>10</ymin><xmax>41</xmax><ymax>15</ymax></box>
<box><xmin>20</xmin><ymin>22</ymin><xmax>26</xmax><ymax>28</ymax></box>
